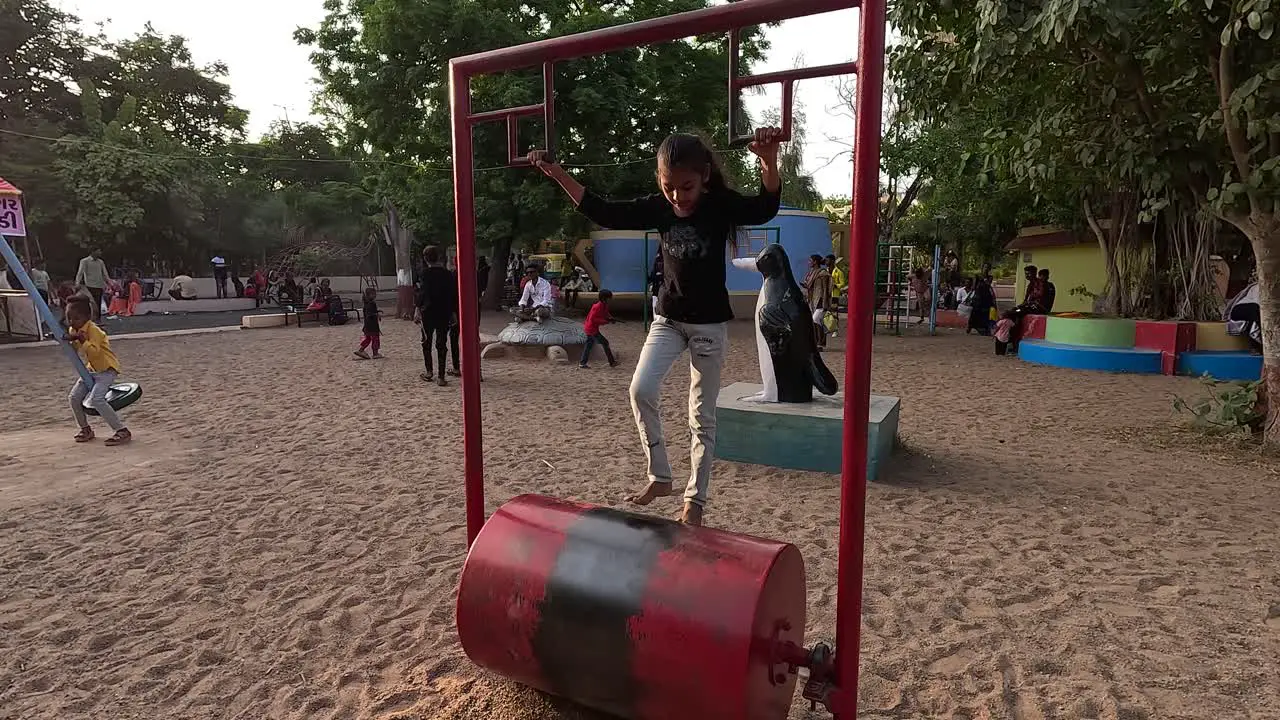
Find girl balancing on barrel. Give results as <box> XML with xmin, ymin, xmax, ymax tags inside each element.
<box><xmin>528</xmin><ymin>127</ymin><xmax>783</xmax><ymax>526</ymax></box>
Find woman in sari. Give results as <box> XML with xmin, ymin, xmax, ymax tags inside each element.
<box><xmin>801</xmin><ymin>254</ymin><xmax>833</xmax><ymax>349</ymax></box>
<box><xmin>106</xmin><ymin>275</ymin><xmax>129</xmax><ymax>316</ymax></box>
<box><xmin>967</xmin><ymin>274</ymin><xmax>995</xmax><ymax>335</ymax></box>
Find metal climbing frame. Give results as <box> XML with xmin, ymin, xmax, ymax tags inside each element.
<box><xmin>447</xmin><ymin>0</ymin><xmax>886</xmax><ymax>716</ymax></box>
<box><xmin>875</xmin><ymin>242</ymin><xmax>911</xmax><ymax>334</ymax></box>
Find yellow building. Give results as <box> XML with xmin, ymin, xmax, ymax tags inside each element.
<box><xmin>1006</xmin><ymin>226</ymin><xmax>1105</xmax><ymax>313</ymax></box>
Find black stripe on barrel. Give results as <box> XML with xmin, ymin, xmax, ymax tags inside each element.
<box><xmin>530</xmin><ymin>506</ymin><xmax>679</xmax><ymax>718</ymax></box>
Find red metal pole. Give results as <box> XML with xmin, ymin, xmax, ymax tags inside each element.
<box><xmin>450</xmin><ymin>63</ymin><xmax>486</xmax><ymax>548</ymax></box>
<box><xmin>835</xmin><ymin>0</ymin><xmax>886</xmax><ymax>717</ymax></box>
<box><xmin>451</xmin><ymin>0</ymin><xmax>857</xmax><ymax>76</ymax></box>
<box><xmin>733</xmin><ymin>61</ymin><xmax>859</xmax><ymax>89</ymax></box>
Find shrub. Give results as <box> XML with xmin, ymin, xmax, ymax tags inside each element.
<box><xmin>1172</xmin><ymin>376</ymin><xmax>1264</xmax><ymax>435</ymax></box>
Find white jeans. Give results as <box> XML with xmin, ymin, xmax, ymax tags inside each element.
<box><xmin>628</xmin><ymin>317</ymin><xmax>728</xmax><ymax>507</ymax></box>
<box><xmin>70</xmin><ymin>371</ymin><xmax>125</xmax><ymax>432</ymax></box>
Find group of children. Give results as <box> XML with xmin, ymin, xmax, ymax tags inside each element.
<box><xmin>347</xmin><ymin>245</ymin><xmax>622</xmax><ymax>376</ymax></box>
<box><xmin>61</xmin><ymin>126</ymin><xmax>784</xmax><ymax>530</ymax></box>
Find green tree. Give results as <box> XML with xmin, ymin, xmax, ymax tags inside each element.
<box><xmin>84</xmin><ymin>28</ymin><xmax>248</xmax><ymax>151</ymax></box>
<box><xmin>298</xmin><ymin>0</ymin><xmax>767</xmax><ymax>309</ymax></box>
<box><xmin>53</xmin><ymin>80</ymin><xmax>209</xmax><ymax>266</ymax></box>
<box><xmin>891</xmin><ymin>0</ymin><xmax>1280</xmax><ymax>442</ymax></box>
<box><xmin>206</xmin><ymin>122</ymin><xmax>375</xmax><ymax>270</ymax></box>
<box><xmin>0</xmin><ymin>0</ymin><xmax>97</xmax><ymax>272</ymax></box>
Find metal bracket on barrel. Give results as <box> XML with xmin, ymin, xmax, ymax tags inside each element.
<box><xmin>726</xmin><ymin>28</ymin><xmax>858</xmax><ymax>147</ymax></box>
<box><xmin>468</xmin><ymin>62</ymin><xmax>557</xmax><ymax>165</ymax></box>
<box><xmin>762</xmin><ymin>622</ymin><xmax>840</xmax><ymax>716</ymax></box>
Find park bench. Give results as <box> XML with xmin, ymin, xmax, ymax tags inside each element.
<box><xmin>284</xmin><ymin>297</ymin><xmax>362</xmax><ymax>328</ymax></box>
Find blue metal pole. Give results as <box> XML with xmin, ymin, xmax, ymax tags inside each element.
<box><xmin>0</xmin><ymin>233</ymin><xmax>93</xmax><ymax>384</ymax></box>
<box><xmin>643</xmin><ymin>231</ymin><xmax>653</xmax><ymax>332</ymax></box>
<box><xmin>929</xmin><ymin>244</ymin><xmax>940</xmax><ymax>335</ymax></box>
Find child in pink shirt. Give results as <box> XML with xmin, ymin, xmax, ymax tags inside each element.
<box><xmin>994</xmin><ymin>312</ymin><xmax>1015</xmax><ymax>355</ymax></box>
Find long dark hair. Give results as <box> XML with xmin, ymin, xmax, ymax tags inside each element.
<box><xmin>656</xmin><ymin>133</ymin><xmax>737</xmax><ymax>253</ymax></box>
<box><xmin>656</xmin><ymin>133</ymin><xmax>729</xmax><ymax>191</ymax></box>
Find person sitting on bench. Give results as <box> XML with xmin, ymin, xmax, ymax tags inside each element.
<box><xmin>168</xmin><ymin>272</ymin><xmax>198</xmax><ymax>300</ymax></box>
<box><xmin>306</xmin><ymin>278</ymin><xmax>332</xmax><ymax>312</ymax></box>
<box><xmin>513</xmin><ymin>263</ymin><xmax>554</xmax><ymax>322</ymax></box>
<box><xmin>278</xmin><ymin>271</ymin><xmax>303</xmax><ymax>305</ymax></box>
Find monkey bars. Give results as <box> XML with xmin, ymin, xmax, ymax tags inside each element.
<box><xmin>447</xmin><ymin>0</ymin><xmax>887</xmax><ymax>717</ymax></box>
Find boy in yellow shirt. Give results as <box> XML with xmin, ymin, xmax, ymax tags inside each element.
<box><xmin>65</xmin><ymin>299</ymin><xmax>132</xmax><ymax>445</ymax></box>
<box><xmin>826</xmin><ymin>255</ymin><xmax>847</xmax><ymax>337</ymax></box>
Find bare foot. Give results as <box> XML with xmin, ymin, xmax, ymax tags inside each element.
<box><xmin>627</xmin><ymin>481</ymin><xmax>674</xmax><ymax>506</ymax></box>
<box><xmin>680</xmin><ymin>502</ymin><xmax>704</xmax><ymax>526</ymax></box>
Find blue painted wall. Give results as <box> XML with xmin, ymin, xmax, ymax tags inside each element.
<box><xmin>591</xmin><ymin>208</ymin><xmax>831</xmax><ymax>294</ymax></box>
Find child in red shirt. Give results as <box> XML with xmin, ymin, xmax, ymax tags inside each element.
<box><xmin>580</xmin><ymin>289</ymin><xmax>619</xmax><ymax>368</ymax></box>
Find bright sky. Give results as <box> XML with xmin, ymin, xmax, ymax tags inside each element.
<box><xmin>55</xmin><ymin>0</ymin><xmax>860</xmax><ymax>197</ymax></box>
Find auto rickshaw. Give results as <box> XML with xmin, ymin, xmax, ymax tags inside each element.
<box><xmin>527</xmin><ymin>253</ymin><xmax>568</xmax><ymax>281</ymax></box>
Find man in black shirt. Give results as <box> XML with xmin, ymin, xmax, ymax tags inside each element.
<box><xmin>1038</xmin><ymin>268</ymin><xmax>1056</xmax><ymax>313</ymax></box>
<box><xmin>414</xmin><ymin>245</ymin><xmax>456</xmax><ymax>386</ymax></box>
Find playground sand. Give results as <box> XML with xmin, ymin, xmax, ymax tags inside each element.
<box><xmin>1</xmin><ymin>313</ymin><xmax>1277</xmax><ymax>720</ymax></box>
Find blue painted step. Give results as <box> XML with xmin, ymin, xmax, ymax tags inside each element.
<box><xmin>1017</xmin><ymin>340</ymin><xmax>1162</xmax><ymax>374</ymax></box>
<box><xmin>1177</xmin><ymin>351</ymin><xmax>1263</xmax><ymax>382</ymax></box>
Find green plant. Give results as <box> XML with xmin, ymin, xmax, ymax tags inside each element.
<box><xmin>1172</xmin><ymin>376</ymin><xmax>1265</xmax><ymax>434</ymax></box>
<box><xmin>1068</xmin><ymin>284</ymin><xmax>1098</xmax><ymax>300</ymax></box>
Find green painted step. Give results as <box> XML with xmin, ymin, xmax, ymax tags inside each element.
<box><xmin>1044</xmin><ymin>316</ymin><xmax>1136</xmax><ymax>348</ymax></box>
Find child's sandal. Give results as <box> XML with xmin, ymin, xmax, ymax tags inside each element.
<box><xmin>74</xmin><ymin>427</ymin><xmax>94</xmax><ymax>443</ymax></box>
<box><xmin>104</xmin><ymin>429</ymin><xmax>132</xmax><ymax>446</ymax></box>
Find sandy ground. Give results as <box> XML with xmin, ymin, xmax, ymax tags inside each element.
<box><xmin>1</xmin><ymin>313</ymin><xmax>1278</xmax><ymax>720</ymax></box>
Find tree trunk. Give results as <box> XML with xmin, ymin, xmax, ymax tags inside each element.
<box><xmin>1221</xmin><ymin>208</ymin><xmax>1278</xmax><ymax>444</ymax></box>
<box><xmin>1247</xmin><ymin>219</ymin><xmax>1280</xmax><ymax>444</ymax></box>
<box><xmin>1084</xmin><ymin>196</ymin><xmax>1123</xmax><ymax>315</ymax></box>
<box><xmin>384</xmin><ymin>201</ymin><xmax>415</xmax><ymax>319</ymax></box>
<box><xmin>483</xmin><ymin>235</ymin><xmax>514</xmax><ymax>311</ymax></box>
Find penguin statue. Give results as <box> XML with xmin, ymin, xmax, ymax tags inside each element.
<box><xmin>731</xmin><ymin>244</ymin><xmax>838</xmax><ymax>403</ymax></box>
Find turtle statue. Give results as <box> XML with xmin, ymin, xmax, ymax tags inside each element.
<box><xmin>482</xmin><ymin>317</ymin><xmax>607</xmax><ymax>364</ymax></box>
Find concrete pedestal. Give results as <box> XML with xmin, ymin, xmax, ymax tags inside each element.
<box><xmin>714</xmin><ymin>382</ymin><xmax>900</xmax><ymax>480</ymax></box>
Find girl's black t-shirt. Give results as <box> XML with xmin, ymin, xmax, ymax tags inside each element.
<box><xmin>576</xmin><ymin>184</ymin><xmax>781</xmax><ymax>324</ymax></box>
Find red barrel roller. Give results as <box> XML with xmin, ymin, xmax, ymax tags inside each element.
<box><xmin>456</xmin><ymin>494</ymin><xmax>807</xmax><ymax>720</ymax></box>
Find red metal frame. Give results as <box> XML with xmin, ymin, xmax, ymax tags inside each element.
<box><xmin>727</xmin><ymin>29</ymin><xmax>858</xmax><ymax>146</ymax></box>
<box><xmin>468</xmin><ymin>62</ymin><xmax>558</xmax><ymax>165</ymax></box>
<box><xmin>448</xmin><ymin>0</ymin><xmax>886</xmax><ymax>716</ymax></box>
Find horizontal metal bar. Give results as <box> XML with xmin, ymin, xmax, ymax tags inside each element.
<box><xmin>451</xmin><ymin>0</ymin><xmax>859</xmax><ymax>77</ymax></box>
<box><xmin>734</xmin><ymin>61</ymin><xmax>858</xmax><ymax>89</ymax></box>
<box><xmin>468</xmin><ymin>103</ymin><xmax>544</xmax><ymax>124</ymax></box>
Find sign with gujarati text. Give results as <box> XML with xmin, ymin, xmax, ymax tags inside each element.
<box><xmin>0</xmin><ymin>177</ymin><xmax>25</xmax><ymax>237</ymax></box>
<box><xmin>0</xmin><ymin>195</ymin><xmax>25</xmax><ymax>237</ymax></box>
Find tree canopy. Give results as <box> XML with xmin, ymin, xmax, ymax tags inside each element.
<box><xmin>1</xmin><ymin>0</ymin><xmax>376</xmax><ymax>279</ymax></box>
<box><xmin>887</xmin><ymin>0</ymin><xmax>1278</xmax><ymax>439</ymax></box>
